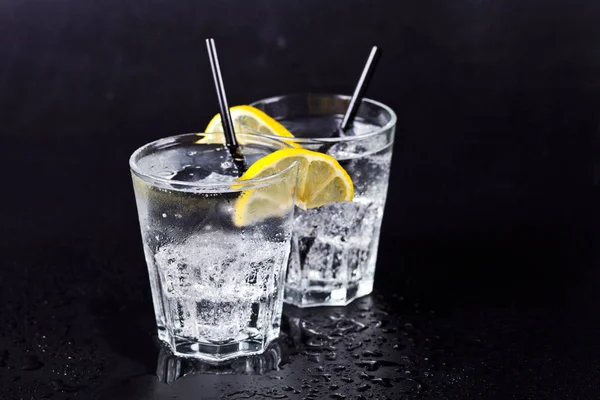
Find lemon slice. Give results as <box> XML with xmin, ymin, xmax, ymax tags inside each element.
<box><xmin>233</xmin><ymin>148</ymin><xmax>354</xmax><ymax>226</ymax></box>
<box><xmin>198</xmin><ymin>105</ymin><xmax>297</xmax><ymax>146</ymax></box>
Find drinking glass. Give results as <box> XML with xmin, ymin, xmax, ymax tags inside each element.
<box><xmin>250</xmin><ymin>94</ymin><xmax>396</xmax><ymax>307</ymax></box>
<box><xmin>130</xmin><ymin>132</ymin><xmax>298</xmax><ymax>360</ymax></box>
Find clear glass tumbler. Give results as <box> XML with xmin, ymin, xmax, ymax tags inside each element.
<box><xmin>250</xmin><ymin>94</ymin><xmax>397</xmax><ymax>307</ymax></box>
<box><xmin>130</xmin><ymin>132</ymin><xmax>298</xmax><ymax>361</ymax></box>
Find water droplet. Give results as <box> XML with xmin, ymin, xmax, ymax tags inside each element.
<box><xmin>307</xmin><ymin>338</ymin><xmax>325</xmax><ymax>349</ymax></box>
<box><xmin>346</xmin><ymin>341</ymin><xmax>362</xmax><ymax>351</ymax></box>
<box><xmin>322</xmin><ymin>374</ymin><xmax>332</xmax><ymax>382</ymax></box>
<box><xmin>355</xmin><ymin>361</ymin><xmax>379</xmax><ymax>371</ymax></box>
<box><xmin>359</xmin><ymin>372</ymin><xmax>374</xmax><ymax>380</ymax></box>
<box><xmin>371</xmin><ymin>377</ymin><xmax>393</xmax><ymax>387</ymax></box>
<box><xmin>226</xmin><ymin>390</ymin><xmax>257</xmax><ymax>399</ymax></box>
<box><xmin>404</xmin><ymin>323</ymin><xmax>414</xmax><ymax>331</ymax></box>
<box><xmin>261</xmin><ymin>392</ymin><xmax>288</xmax><ymax>399</ymax></box>
<box><xmin>22</xmin><ymin>355</ymin><xmax>44</xmax><ymax>371</ymax></box>
<box><xmin>303</xmin><ymin>327</ymin><xmax>323</xmax><ymax>338</ymax></box>
<box><xmin>333</xmin><ymin>365</ymin><xmax>346</xmax><ymax>372</ymax></box>
<box><xmin>324</xmin><ymin>352</ymin><xmax>337</xmax><ymax>361</ymax></box>
<box><xmin>306</xmin><ymin>351</ymin><xmax>322</xmax><ymax>363</ymax></box>
<box><xmin>329</xmin><ymin>394</ymin><xmax>347</xmax><ymax>399</ymax></box>
<box><xmin>329</xmin><ymin>384</ymin><xmax>339</xmax><ymax>390</ymax></box>
<box><xmin>361</xmin><ymin>350</ymin><xmax>383</xmax><ymax>358</ymax></box>
<box><xmin>356</xmin><ymin>383</ymin><xmax>370</xmax><ymax>392</ymax></box>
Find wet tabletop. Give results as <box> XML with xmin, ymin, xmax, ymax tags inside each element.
<box><xmin>0</xmin><ymin>0</ymin><xmax>595</xmax><ymax>398</ymax></box>
<box><xmin>0</xmin><ymin>225</ymin><xmax>594</xmax><ymax>399</ymax></box>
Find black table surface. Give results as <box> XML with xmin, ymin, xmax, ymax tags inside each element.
<box><xmin>0</xmin><ymin>0</ymin><xmax>596</xmax><ymax>399</ymax></box>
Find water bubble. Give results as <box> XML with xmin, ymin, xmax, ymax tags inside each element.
<box><xmin>324</xmin><ymin>352</ymin><xmax>337</xmax><ymax>361</ymax></box>
<box><xmin>333</xmin><ymin>365</ymin><xmax>346</xmax><ymax>372</ymax></box>
<box><xmin>329</xmin><ymin>384</ymin><xmax>339</xmax><ymax>390</ymax></box>
<box><xmin>341</xmin><ymin>377</ymin><xmax>354</xmax><ymax>383</ymax></box>
<box><xmin>329</xmin><ymin>394</ymin><xmax>347</xmax><ymax>399</ymax></box>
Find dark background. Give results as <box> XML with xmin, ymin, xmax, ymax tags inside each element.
<box><xmin>0</xmin><ymin>0</ymin><xmax>596</xmax><ymax>399</ymax></box>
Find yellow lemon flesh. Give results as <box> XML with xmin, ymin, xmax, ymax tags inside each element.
<box><xmin>198</xmin><ymin>105</ymin><xmax>296</xmax><ymax>145</ymax></box>
<box><xmin>233</xmin><ymin>148</ymin><xmax>354</xmax><ymax>226</ymax></box>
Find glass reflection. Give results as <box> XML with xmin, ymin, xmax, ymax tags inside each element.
<box><xmin>156</xmin><ymin>338</ymin><xmax>289</xmax><ymax>383</ymax></box>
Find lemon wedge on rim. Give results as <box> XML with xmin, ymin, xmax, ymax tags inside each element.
<box><xmin>233</xmin><ymin>148</ymin><xmax>354</xmax><ymax>226</ymax></box>
<box><xmin>197</xmin><ymin>105</ymin><xmax>297</xmax><ymax>146</ymax></box>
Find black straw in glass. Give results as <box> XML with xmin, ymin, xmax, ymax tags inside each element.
<box><xmin>205</xmin><ymin>38</ymin><xmax>247</xmax><ymax>173</ymax></box>
<box><xmin>339</xmin><ymin>46</ymin><xmax>381</xmax><ymax>131</ymax></box>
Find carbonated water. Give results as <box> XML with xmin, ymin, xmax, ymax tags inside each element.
<box><xmin>132</xmin><ymin>141</ymin><xmax>294</xmax><ymax>360</ymax></box>
<box><xmin>282</xmin><ymin>116</ymin><xmax>393</xmax><ymax>306</ymax></box>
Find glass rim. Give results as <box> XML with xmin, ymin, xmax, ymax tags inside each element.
<box><xmin>129</xmin><ymin>132</ymin><xmax>297</xmax><ymax>191</ymax></box>
<box><xmin>248</xmin><ymin>93</ymin><xmax>397</xmax><ymax>144</ymax></box>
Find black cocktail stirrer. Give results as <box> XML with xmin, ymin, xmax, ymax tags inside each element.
<box><xmin>205</xmin><ymin>38</ymin><xmax>247</xmax><ymax>174</ymax></box>
<box><xmin>339</xmin><ymin>46</ymin><xmax>381</xmax><ymax>133</ymax></box>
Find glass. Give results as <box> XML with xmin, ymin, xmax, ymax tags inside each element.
<box><xmin>250</xmin><ymin>94</ymin><xmax>396</xmax><ymax>307</ymax></box>
<box><xmin>130</xmin><ymin>132</ymin><xmax>298</xmax><ymax>361</ymax></box>
<box><xmin>156</xmin><ymin>340</ymin><xmax>287</xmax><ymax>383</ymax></box>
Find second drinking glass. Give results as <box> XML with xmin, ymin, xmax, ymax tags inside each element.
<box><xmin>250</xmin><ymin>93</ymin><xmax>397</xmax><ymax>308</ymax></box>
